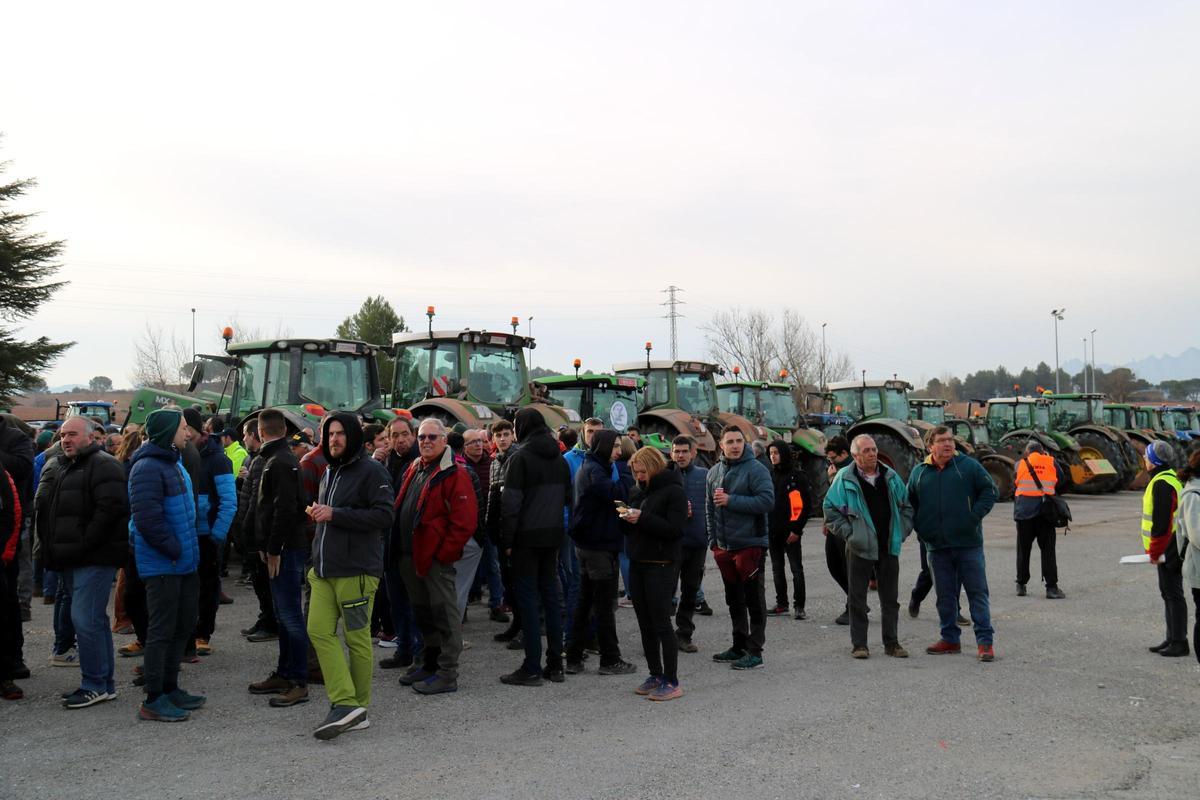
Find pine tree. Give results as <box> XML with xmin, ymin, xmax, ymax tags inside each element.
<box><xmin>336</xmin><ymin>296</ymin><xmax>407</xmax><ymax>394</ymax></box>
<box><xmin>0</xmin><ymin>157</ymin><xmax>72</xmax><ymax>404</ymax></box>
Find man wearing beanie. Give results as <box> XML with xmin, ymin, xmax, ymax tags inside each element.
<box><xmin>1143</xmin><ymin>441</ymin><xmax>1188</xmax><ymax>657</ymax></box>
<box><xmin>128</xmin><ymin>409</ymin><xmax>205</xmax><ymax>721</ymax></box>
<box><xmin>183</xmin><ymin>407</ymin><xmax>235</xmax><ymax>657</ymax></box>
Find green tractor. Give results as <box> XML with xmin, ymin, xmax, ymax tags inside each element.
<box><xmin>717</xmin><ymin>370</ymin><xmax>830</xmax><ymax>502</ymax></box>
<box><xmin>125</xmin><ymin>334</ymin><xmax>391</xmax><ymax>434</ymax></box>
<box><xmin>813</xmin><ymin>379</ymin><xmax>926</xmax><ymax>481</ymax></box>
<box><xmin>984</xmin><ymin>396</ymin><xmax>1117</xmax><ymax>494</ymax></box>
<box><xmin>1041</xmin><ymin>393</ymin><xmax>1139</xmax><ymax>491</ymax></box>
<box><xmin>909</xmin><ymin>398</ymin><xmax>1016</xmax><ymax>501</ymax></box>
<box><xmin>533</xmin><ymin>365</ymin><xmax>643</xmax><ymax>433</ymax></box>
<box><xmin>1102</xmin><ymin>403</ymin><xmax>1179</xmax><ymax>485</ymax></box>
<box><xmin>612</xmin><ymin>354</ymin><xmax>768</xmax><ymax>466</ymax></box>
<box><xmin>391</xmin><ymin>325</ymin><xmax>578</xmax><ymax>430</ymax></box>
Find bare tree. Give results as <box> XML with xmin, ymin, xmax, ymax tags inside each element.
<box><xmin>130</xmin><ymin>323</ymin><xmax>191</xmax><ymax>389</ymax></box>
<box><xmin>221</xmin><ymin>316</ymin><xmax>292</xmax><ymax>346</ymax></box>
<box><xmin>705</xmin><ymin>307</ymin><xmax>853</xmax><ymax>387</ymax></box>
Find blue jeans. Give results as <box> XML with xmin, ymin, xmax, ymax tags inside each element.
<box><xmin>515</xmin><ymin>545</ymin><xmax>563</xmax><ymax>674</ymax></box>
<box><xmin>53</xmin><ymin>576</ymin><xmax>75</xmax><ymax>656</ymax></box>
<box><xmin>558</xmin><ymin>536</ymin><xmax>580</xmax><ymax>635</ymax></box>
<box><xmin>66</xmin><ymin>566</ymin><xmax>117</xmax><ymax>694</ymax></box>
<box><xmin>269</xmin><ymin>548</ymin><xmax>309</xmax><ymax>683</ymax></box>
<box><xmin>478</xmin><ymin>540</ymin><xmax>505</xmax><ymax>609</ymax></box>
<box><xmin>928</xmin><ymin>545</ymin><xmax>994</xmax><ymax>646</ymax></box>
<box><xmin>383</xmin><ymin>561</ymin><xmax>423</xmax><ymax>657</ymax></box>
<box><xmin>43</xmin><ymin>568</ymin><xmax>60</xmax><ymax>604</ymax></box>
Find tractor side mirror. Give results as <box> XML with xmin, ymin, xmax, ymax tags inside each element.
<box><xmin>187</xmin><ymin>361</ymin><xmax>206</xmax><ymax>392</ymax></box>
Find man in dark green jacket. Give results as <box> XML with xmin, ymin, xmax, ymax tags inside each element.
<box><xmin>907</xmin><ymin>426</ymin><xmax>998</xmax><ymax>662</ymax></box>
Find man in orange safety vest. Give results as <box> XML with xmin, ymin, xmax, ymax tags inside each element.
<box><xmin>1013</xmin><ymin>442</ymin><xmax>1066</xmax><ymax>599</ymax></box>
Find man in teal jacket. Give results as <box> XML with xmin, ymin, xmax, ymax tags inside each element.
<box><xmin>907</xmin><ymin>426</ymin><xmax>998</xmax><ymax>661</ymax></box>
<box><xmin>823</xmin><ymin>434</ymin><xmax>913</xmax><ymax>659</ymax></box>
<box><xmin>706</xmin><ymin>427</ymin><xmax>774</xmax><ymax>671</ymax></box>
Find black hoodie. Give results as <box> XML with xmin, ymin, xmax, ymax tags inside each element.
<box><xmin>501</xmin><ymin>408</ymin><xmax>572</xmax><ymax>549</ymax></box>
<box><xmin>768</xmin><ymin>440</ymin><xmax>813</xmax><ymax>538</ymax></box>
<box><xmin>569</xmin><ymin>429</ymin><xmax>631</xmax><ymax>551</ymax></box>
<box><xmin>310</xmin><ymin>412</ymin><xmax>395</xmax><ymax>578</ymax></box>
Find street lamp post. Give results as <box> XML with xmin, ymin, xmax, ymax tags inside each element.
<box><xmin>1090</xmin><ymin>328</ymin><xmax>1097</xmax><ymax>393</ymax></box>
<box><xmin>191</xmin><ymin>308</ymin><xmax>196</xmax><ymax>364</ymax></box>
<box><xmin>820</xmin><ymin>322</ymin><xmax>827</xmax><ymax>389</ymax></box>
<box><xmin>1050</xmin><ymin>308</ymin><xmax>1065</xmax><ymax>393</ymax></box>
<box><xmin>1082</xmin><ymin>337</ymin><xmax>1088</xmax><ymax>392</ymax></box>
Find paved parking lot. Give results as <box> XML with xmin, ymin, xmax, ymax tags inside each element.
<box><xmin>3</xmin><ymin>491</ymin><xmax>1199</xmax><ymax>800</ymax></box>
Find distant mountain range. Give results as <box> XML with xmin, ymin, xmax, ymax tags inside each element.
<box><xmin>1062</xmin><ymin>347</ymin><xmax>1200</xmax><ymax>383</ymax></box>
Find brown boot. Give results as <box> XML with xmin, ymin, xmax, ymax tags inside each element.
<box><xmin>248</xmin><ymin>672</ymin><xmax>291</xmax><ymax>694</ymax></box>
<box><xmin>268</xmin><ymin>684</ymin><xmax>309</xmax><ymax>707</ymax></box>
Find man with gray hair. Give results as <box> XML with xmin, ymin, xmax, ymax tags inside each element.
<box><xmin>823</xmin><ymin>434</ymin><xmax>913</xmax><ymax>659</ymax></box>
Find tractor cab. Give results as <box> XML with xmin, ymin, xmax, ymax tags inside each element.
<box><xmin>614</xmin><ymin>359</ymin><xmax>722</xmax><ymax>418</ymax></box>
<box><xmin>908</xmin><ymin>398</ymin><xmax>947</xmax><ymax>426</ymax></box>
<box><xmin>61</xmin><ymin>400</ymin><xmax>117</xmax><ymax>429</ymax></box>
<box><xmin>534</xmin><ymin>370</ymin><xmax>644</xmax><ymax>433</ymax></box>
<box><xmin>1162</xmin><ymin>407</ymin><xmax>1200</xmax><ymax>441</ymax></box>
<box><xmin>717</xmin><ymin>380</ymin><xmax>802</xmax><ymax>432</ymax></box>
<box><xmin>825</xmin><ymin>379</ymin><xmax>913</xmax><ymax>424</ymax></box>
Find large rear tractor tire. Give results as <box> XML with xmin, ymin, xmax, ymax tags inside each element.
<box><xmin>871</xmin><ymin>430</ymin><xmax>921</xmax><ymax>483</ymax></box>
<box><xmin>1120</xmin><ymin>439</ymin><xmax>1148</xmax><ymax>491</ymax></box>
<box><xmin>980</xmin><ymin>456</ymin><xmax>1015</xmax><ymax>502</ymax></box>
<box><xmin>1073</xmin><ymin>432</ymin><xmax>1126</xmax><ymax>494</ymax></box>
<box><xmin>799</xmin><ymin>451</ymin><xmax>830</xmax><ymax>513</ymax></box>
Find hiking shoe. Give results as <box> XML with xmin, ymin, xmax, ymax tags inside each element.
<box><xmin>712</xmin><ymin>647</ymin><xmax>745</xmax><ymax>663</ymax></box>
<box><xmin>907</xmin><ymin>601</ymin><xmax>920</xmax><ymax>619</ymax></box>
<box><xmin>398</xmin><ymin>666</ymin><xmax>434</xmax><ymax>686</ymax></box>
<box><xmin>926</xmin><ymin>640</ymin><xmax>961</xmax><ymax>655</ymax></box>
<box><xmin>500</xmin><ymin>668</ymin><xmax>544</xmax><ymax>687</ymax></box>
<box><xmin>63</xmin><ymin>689</ymin><xmax>115</xmax><ymax>709</ymax></box>
<box><xmin>346</xmin><ymin>715</ymin><xmax>370</xmax><ymax>733</ymax></box>
<box><xmin>793</xmin><ymin>609</ymin><xmax>807</xmax><ymax>620</ymax></box>
<box><xmin>598</xmin><ymin>659</ymin><xmax>636</xmax><ymax>676</ymax></box>
<box><xmin>1</xmin><ymin>680</ymin><xmax>23</xmax><ymax>701</ymax></box>
<box><xmin>1016</xmin><ymin>582</ymin><xmax>1027</xmax><ymax>597</ymax></box>
<box><xmin>379</xmin><ymin>653</ymin><xmax>413</xmax><ymax>670</ymax></box>
<box><xmin>246</xmin><ymin>629</ymin><xmax>278</xmax><ymax>643</ymax></box>
<box><xmin>885</xmin><ymin>644</ymin><xmax>910</xmax><ymax>658</ymax></box>
<box><xmin>731</xmin><ymin>653</ymin><xmax>764</xmax><ymax>670</ymax></box>
<box><xmin>248</xmin><ymin>672</ymin><xmax>292</xmax><ymax>694</ymax></box>
<box><xmin>834</xmin><ymin>609</ymin><xmax>849</xmax><ymax>626</ymax></box>
<box><xmin>696</xmin><ymin>601</ymin><xmax>714</xmax><ymax>616</ymax></box>
<box><xmin>977</xmin><ymin>644</ymin><xmax>996</xmax><ymax>662</ymax></box>
<box><xmin>648</xmin><ymin>680</ymin><xmax>683</xmax><ymax>701</ymax></box>
<box><xmin>1149</xmin><ymin>640</ymin><xmax>1170</xmax><ymax>653</ymax></box>
<box><xmin>1159</xmin><ymin>642</ymin><xmax>1190</xmax><ymax>657</ymax></box>
<box><xmin>139</xmin><ymin>695</ymin><xmax>189</xmax><ymax>722</ymax></box>
<box><xmin>677</xmin><ymin>636</ymin><xmax>698</xmax><ymax>654</ymax></box>
<box><xmin>564</xmin><ymin>660</ymin><xmax>585</xmax><ymax>674</ymax></box>
<box><xmin>767</xmin><ymin>604</ymin><xmax>789</xmax><ymax>616</ymax></box>
<box><xmin>50</xmin><ymin>649</ymin><xmax>78</xmax><ymax>667</ymax></box>
<box><xmin>493</xmin><ymin>626</ymin><xmax>520</xmax><ymax>642</ymax></box>
<box><xmin>313</xmin><ymin>704</ymin><xmax>366</xmax><ymax>740</ymax></box>
<box><xmin>119</xmin><ymin>641</ymin><xmax>144</xmax><ymax>657</ymax></box>
<box><xmin>194</xmin><ymin>639</ymin><xmax>213</xmax><ymax>656</ymax></box>
<box><xmin>489</xmin><ymin>607</ymin><xmax>511</xmax><ymax>623</ymax></box>
<box><xmin>1045</xmin><ymin>586</ymin><xmax>1066</xmax><ymax>600</ymax></box>
<box><xmin>413</xmin><ymin>675</ymin><xmax>458</xmax><ymax>694</ymax></box>
<box><xmin>635</xmin><ymin>675</ymin><xmax>662</xmax><ymax>696</ymax></box>
<box><xmin>851</xmin><ymin>646</ymin><xmax>869</xmax><ymax>659</ymax></box>
<box><xmin>541</xmin><ymin>666</ymin><xmax>566</xmax><ymax>684</ymax></box>
<box><xmin>167</xmin><ymin>688</ymin><xmax>206</xmax><ymax>710</ymax></box>
<box><xmin>956</xmin><ymin>613</ymin><xmax>970</xmax><ymax>625</ymax></box>
<box><xmin>268</xmin><ymin>684</ymin><xmax>309</xmax><ymax>707</ymax></box>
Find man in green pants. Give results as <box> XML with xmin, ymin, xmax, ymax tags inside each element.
<box><xmin>305</xmin><ymin>412</ymin><xmax>395</xmax><ymax>741</ymax></box>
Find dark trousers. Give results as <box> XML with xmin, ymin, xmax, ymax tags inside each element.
<box><xmin>1192</xmin><ymin>588</ymin><xmax>1200</xmax><ymax>665</ymax></box>
<box><xmin>911</xmin><ymin>541</ymin><xmax>934</xmax><ymax>605</ymax></box>
<box><xmin>769</xmin><ymin>530</ymin><xmax>805</xmax><ymax>610</ymax></box>
<box><xmin>270</xmin><ymin>548</ymin><xmax>309</xmax><ymax>684</ymax></box>
<box><xmin>193</xmin><ymin>536</ymin><xmax>220</xmax><ymax>641</ymax></box>
<box><xmin>144</xmin><ymin>572</ymin><xmax>200</xmax><ymax>701</ymax></box>
<box><xmin>0</xmin><ymin>560</ymin><xmax>24</xmax><ymax>679</ymax></box>
<box><xmin>848</xmin><ymin>552</ymin><xmax>900</xmax><ymax>649</ymax></box>
<box><xmin>567</xmin><ymin>549</ymin><xmax>620</xmax><ymax>665</ymax></box>
<box><xmin>825</xmin><ymin>533</ymin><xmax>848</xmax><ymax>596</ymax></box>
<box><xmin>53</xmin><ymin>576</ymin><xmax>74</xmax><ymax>655</ymax></box>
<box><xmin>497</xmin><ymin>542</ymin><xmax>520</xmax><ymax>633</ymax></box>
<box><xmin>123</xmin><ymin>551</ymin><xmax>148</xmax><ymax>645</ymax></box>
<box><xmin>383</xmin><ymin>561</ymin><xmax>423</xmax><ymax>657</ymax></box>
<box><xmin>674</xmin><ymin>546</ymin><xmax>706</xmax><ymax>641</ymax></box>
<box><xmin>630</xmin><ymin>561</ymin><xmax>679</xmax><ymax>682</ymax></box>
<box><xmin>398</xmin><ymin>557</ymin><xmax>462</xmax><ymax>681</ymax></box>
<box><xmin>1016</xmin><ymin>517</ymin><xmax>1058</xmax><ymax>587</ymax></box>
<box><xmin>250</xmin><ymin>554</ymin><xmax>277</xmax><ymax>632</ymax></box>
<box><xmin>513</xmin><ymin>545</ymin><xmax>562</xmax><ymax>675</ymax></box>
<box><xmin>720</xmin><ymin>551</ymin><xmax>767</xmax><ymax>657</ymax></box>
<box><xmin>1157</xmin><ymin>549</ymin><xmax>1188</xmax><ymax>646</ymax></box>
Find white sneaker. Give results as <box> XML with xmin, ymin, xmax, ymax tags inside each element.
<box><xmin>50</xmin><ymin>649</ymin><xmax>79</xmax><ymax>667</ymax></box>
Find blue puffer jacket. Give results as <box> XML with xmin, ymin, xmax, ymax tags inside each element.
<box><xmin>672</xmin><ymin>461</ymin><xmax>709</xmax><ymax>549</ymax></box>
<box><xmin>706</xmin><ymin>448</ymin><xmax>775</xmax><ymax>551</ymax></box>
<box><xmin>128</xmin><ymin>442</ymin><xmax>199</xmax><ymax>577</ymax></box>
<box><xmin>195</xmin><ymin>436</ymin><xmax>236</xmax><ymax>544</ymax></box>
<box><xmin>569</xmin><ymin>453</ymin><xmax>632</xmax><ymax>551</ymax></box>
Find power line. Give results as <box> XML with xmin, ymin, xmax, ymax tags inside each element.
<box><xmin>660</xmin><ymin>285</ymin><xmax>685</xmax><ymax>360</ymax></box>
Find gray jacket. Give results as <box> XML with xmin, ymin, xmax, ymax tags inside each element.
<box><xmin>1177</xmin><ymin>479</ymin><xmax>1200</xmax><ymax>590</ymax></box>
<box><xmin>705</xmin><ymin>449</ymin><xmax>774</xmax><ymax>551</ymax></box>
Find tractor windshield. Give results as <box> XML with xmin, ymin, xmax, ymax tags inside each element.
<box><xmin>717</xmin><ymin>386</ymin><xmax>749</xmax><ymax>417</ymax></box>
<box><xmin>393</xmin><ymin>342</ymin><xmax>462</xmax><ymax>408</ymax></box>
<box><xmin>1134</xmin><ymin>409</ymin><xmax>1161</xmax><ymax>430</ymax></box>
<box><xmin>1052</xmin><ymin>398</ymin><xmax>1097</xmax><ymax>428</ymax></box>
<box><xmin>236</xmin><ymin>352</ymin><xmax>270</xmax><ymax>413</ymax></box>
<box><xmin>883</xmin><ymin>389</ymin><xmax>909</xmax><ymax>421</ymax></box>
<box><xmin>759</xmin><ymin>389</ymin><xmax>799</xmax><ymax>429</ymax></box>
<box><xmin>676</xmin><ymin>372</ymin><xmax>718</xmax><ymax>416</ymax></box>
<box><xmin>1033</xmin><ymin>406</ymin><xmax>1052</xmax><ymax>431</ymax></box>
<box><xmin>915</xmin><ymin>405</ymin><xmax>945</xmax><ymax>424</ymax></box>
<box><xmin>591</xmin><ymin>386</ymin><xmax>639</xmax><ymax>431</ymax></box>
<box><xmin>832</xmin><ymin>389</ymin><xmax>864</xmax><ymax>419</ymax></box>
<box><xmin>467</xmin><ymin>345</ymin><xmax>524</xmax><ymax>405</ymax></box>
<box><xmin>299</xmin><ymin>352</ymin><xmax>370</xmax><ymax>411</ymax></box>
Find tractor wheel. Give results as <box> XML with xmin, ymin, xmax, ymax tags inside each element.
<box><xmin>980</xmin><ymin>456</ymin><xmax>1014</xmax><ymax>502</ymax></box>
<box><xmin>1073</xmin><ymin>432</ymin><xmax>1125</xmax><ymax>494</ymax></box>
<box><xmin>800</xmin><ymin>451</ymin><xmax>830</xmax><ymax>513</ymax></box>
<box><xmin>872</xmin><ymin>430</ymin><xmax>920</xmax><ymax>483</ymax></box>
<box><xmin>1121</xmin><ymin>439</ymin><xmax>1148</xmax><ymax>491</ymax></box>
<box><xmin>1053</xmin><ymin>452</ymin><xmax>1080</xmax><ymax>495</ymax></box>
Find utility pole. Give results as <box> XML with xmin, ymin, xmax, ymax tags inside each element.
<box><xmin>1090</xmin><ymin>328</ymin><xmax>1097</xmax><ymax>393</ymax></box>
<box><xmin>1051</xmin><ymin>308</ymin><xmax>1065</xmax><ymax>393</ymax></box>
<box><xmin>821</xmin><ymin>322</ymin><xmax>827</xmax><ymax>389</ymax></box>
<box><xmin>660</xmin><ymin>286</ymin><xmax>685</xmax><ymax>360</ymax></box>
<box><xmin>1082</xmin><ymin>337</ymin><xmax>1088</xmax><ymax>392</ymax></box>
<box><xmin>191</xmin><ymin>308</ymin><xmax>196</xmax><ymax>363</ymax></box>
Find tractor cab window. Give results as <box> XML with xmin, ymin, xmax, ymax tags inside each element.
<box><xmin>592</xmin><ymin>386</ymin><xmax>639</xmax><ymax>432</ymax></box>
<box><xmin>915</xmin><ymin>404</ymin><xmax>944</xmax><ymax>425</ymax></box>
<box><xmin>467</xmin><ymin>345</ymin><xmax>523</xmax><ymax>405</ymax></box>
<box><xmin>759</xmin><ymin>390</ymin><xmax>799</xmax><ymax>429</ymax></box>
<box><xmin>717</xmin><ymin>386</ymin><xmax>740</xmax><ymax>416</ymax></box>
<box><xmin>1033</xmin><ymin>406</ymin><xmax>1051</xmax><ymax>431</ymax></box>
<box><xmin>862</xmin><ymin>389</ymin><xmax>884</xmax><ymax>418</ymax></box>
<box><xmin>676</xmin><ymin>372</ymin><xmax>717</xmax><ymax>416</ymax></box>
<box><xmin>883</xmin><ymin>389</ymin><xmax>909</xmax><ymax>421</ymax></box>
<box><xmin>986</xmin><ymin>405</ymin><xmax>1011</xmax><ymax>433</ymax></box>
<box><xmin>393</xmin><ymin>344</ymin><xmax>431</xmax><ymax>408</ymax></box>
<box><xmin>430</xmin><ymin>344</ymin><xmax>459</xmax><ymax>398</ymax></box>
<box><xmin>265</xmin><ymin>351</ymin><xmax>295</xmax><ymax>409</ymax></box>
<box><xmin>1013</xmin><ymin>404</ymin><xmax>1033</xmax><ymax>429</ymax></box>
<box><xmin>1053</xmin><ymin>399</ymin><xmax>1090</xmax><ymax>429</ymax></box>
<box><xmin>546</xmin><ymin>387</ymin><xmax>584</xmax><ymax>416</ymax></box>
<box><xmin>300</xmin><ymin>351</ymin><xmax>370</xmax><ymax>411</ymax></box>
<box><xmin>236</xmin><ymin>352</ymin><xmax>269</xmax><ymax>414</ymax></box>
<box><xmin>644</xmin><ymin>370</ymin><xmax>670</xmax><ymax>408</ymax></box>
<box><xmin>831</xmin><ymin>389</ymin><xmax>863</xmax><ymax>420</ymax></box>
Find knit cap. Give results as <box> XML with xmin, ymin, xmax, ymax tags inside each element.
<box><xmin>1146</xmin><ymin>440</ymin><xmax>1175</xmax><ymax>468</ymax></box>
<box><xmin>145</xmin><ymin>408</ymin><xmax>183</xmax><ymax>450</ymax></box>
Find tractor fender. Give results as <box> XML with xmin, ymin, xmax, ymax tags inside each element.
<box><xmin>717</xmin><ymin>412</ymin><xmax>769</xmax><ymax>445</ymax></box>
<box><xmin>980</xmin><ymin>452</ymin><xmax>1016</xmax><ymax>471</ymax></box>
<box><xmin>409</xmin><ymin>398</ymin><xmax>499</xmax><ymax>429</ymax></box>
<box><xmin>1070</xmin><ymin>424</ymin><xmax>1123</xmax><ymax>445</ymax></box>
<box><xmin>999</xmin><ymin>429</ymin><xmax>1066</xmax><ymax>455</ymax></box>
<box><xmin>791</xmin><ymin>427</ymin><xmax>827</xmax><ymax>456</ymax></box>
<box><xmin>641</xmin><ymin>408</ymin><xmax>717</xmax><ymax>453</ymax></box>
<box><xmin>1123</xmin><ymin>430</ymin><xmax>1156</xmax><ymax>450</ymax></box>
<box><xmin>849</xmin><ymin>418</ymin><xmax>925</xmax><ymax>451</ymax></box>
<box><xmin>236</xmin><ymin>407</ymin><xmax>319</xmax><ymax>437</ymax></box>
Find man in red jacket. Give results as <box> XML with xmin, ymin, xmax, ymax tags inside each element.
<box><xmin>393</xmin><ymin>418</ymin><xmax>477</xmax><ymax>695</ymax></box>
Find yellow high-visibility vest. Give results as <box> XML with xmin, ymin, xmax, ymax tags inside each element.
<box><xmin>1141</xmin><ymin>469</ymin><xmax>1182</xmax><ymax>552</ymax></box>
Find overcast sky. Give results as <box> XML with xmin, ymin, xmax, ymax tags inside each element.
<box><xmin>4</xmin><ymin>1</ymin><xmax>1196</xmax><ymax>390</ymax></box>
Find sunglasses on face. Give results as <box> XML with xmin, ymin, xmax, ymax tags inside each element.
<box><xmin>417</xmin><ymin>434</ymin><xmax>442</xmax><ymax>442</ymax></box>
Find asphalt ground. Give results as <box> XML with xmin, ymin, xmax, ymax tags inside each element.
<box><xmin>3</xmin><ymin>490</ymin><xmax>1199</xmax><ymax>800</ymax></box>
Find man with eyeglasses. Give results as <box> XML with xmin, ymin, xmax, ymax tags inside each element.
<box><xmin>393</xmin><ymin>419</ymin><xmax>477</xmax><ymax>695</ymax></box>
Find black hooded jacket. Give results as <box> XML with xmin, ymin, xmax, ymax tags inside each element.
<box><xmin>255</xmin><ymin>437</ymin><xmax>307</xmax><ymax>555</ymax></box>
<box><xmin>768</xmin><ymin>441</ymin><xmax>814</xmax><ymax>539</ymax></box>
<box><xmin>501</xmin><ymin>408</ymin><xmax>572</xmax><ymax>549</ymax></box>
<box><xmin>310</xmin><ymin>412</ymin><xmax>395</xmax><ymax>578</ymax></box>
<box><xmin>0</xmin><ymin>413</ymin><xmax>34</xmax><ymax>508</ymax></box>
<box><xmin>569</xmin><ymin>429</ymin><xmax>632</xmax><ymax>552</ymax></box>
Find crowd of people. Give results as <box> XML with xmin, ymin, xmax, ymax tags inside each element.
<box><xmin>2</xmin><ymin>408</ymin><xmax>1199</xmax><ymax>741</ymax></box>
